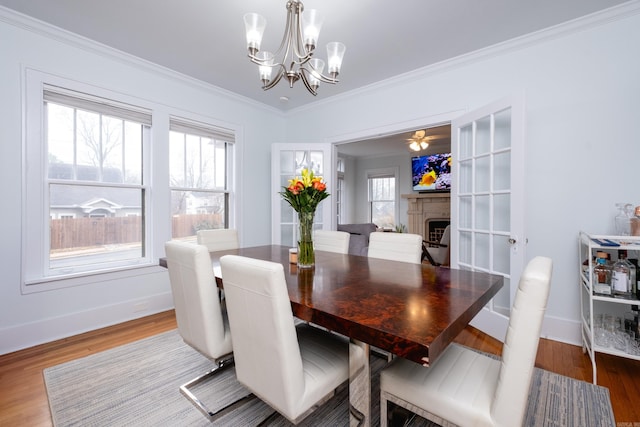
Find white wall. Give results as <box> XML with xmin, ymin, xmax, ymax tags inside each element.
<box><xmin>284</xmin><ymin>8</ymin><xmax>640</xmax><ymax>345</ymax></box>
<box><xmin>0</xmin><ymin>10</ymin><xmax>284</xmax><ymax>354</ymax></box>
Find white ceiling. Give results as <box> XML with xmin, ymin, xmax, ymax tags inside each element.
<box><xmin>1</xmin><ymin>0</ymin><xmax>629</xmax><ymax>157</ymax></box>
<box><xmin>0</xmin><ymin>0</ymin><xmax>628</xmax><ymax>113</ymax></box>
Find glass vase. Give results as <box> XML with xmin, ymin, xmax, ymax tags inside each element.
<box><xmin>297</xmin><ymin>211</ymin><xmax>315</xmax><ymax>268</ymax></box>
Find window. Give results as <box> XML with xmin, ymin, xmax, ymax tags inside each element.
<box><xmin>169</xmin><ymin>119</ymin><xmax>233</xmax><ymax>241</ymax></box>
<box><xmin>24</xmin><ymin>84</ymin><xmax>152</xmax><ymax>282</ymax></box>
<box><xmin>368</xmin><ymin>169</ymin><xmax>398</xmax><ymax>228</ymax></box>
<box><xmin>24</xmin><ymin>71</ymin><xmax>237</xmax><ymax>290</ymax></box>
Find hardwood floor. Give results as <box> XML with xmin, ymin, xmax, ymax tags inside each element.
<box><xmin>0</xmin><ymin>311</ymin><xmax>177</xmax><ymax>427</ymax></box>
<box><xmin>1</xmin><ymin>310</ymin><xmax>639</xmax><ymax>426</ymax></box>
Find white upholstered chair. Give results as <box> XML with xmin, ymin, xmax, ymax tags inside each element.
<box><xmin>164</xmin><ymin>241</ymin><xmax>252</xmax><ymax>420</ymax></box>
<box><xmin>380</xmin><ymin>256</ymin><xmax>553</xmax><ymax>427</ymax></box>
<box><xmin>219</xmin><ymin>254</ymin><xmax>352</xmax><ymax>424</ymax></box>
<box><xmin>313</xmin><ymin>230</ymin><xmax>350</xmax><ymax>254</ymax></box>
<box><xmin>368</xmin><ymin>232</ymin><xmax>423</xmax><ymax>264</ymax></box>
<box><xmin>196</xmin><ymin>228</ymin><xmax>239</xmax><ymax>252</ymax></box>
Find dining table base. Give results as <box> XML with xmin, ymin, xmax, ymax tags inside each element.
<box><xmin>349</xmin><ymin>339</ymin><xmax>370</xmax><ymax>427</ymax></box>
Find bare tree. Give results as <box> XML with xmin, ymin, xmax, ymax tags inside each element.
<box><xmin>77</xmin><ymin>112</ymin><xmax>123</xmax><ymax>181</ymax></box>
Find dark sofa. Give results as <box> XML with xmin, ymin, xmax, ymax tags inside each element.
<box><xmin>337</xmin><ymin>223</ymin><xmax>378</xmax><ymax>256</ymax></box>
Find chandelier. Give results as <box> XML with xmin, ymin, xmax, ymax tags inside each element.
<box><xmin>243</xmin><ymin>0</ymin><xmax>346</xmax><ymax>96</ymax></box>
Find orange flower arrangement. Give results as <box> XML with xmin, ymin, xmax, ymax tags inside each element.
<box><xmin>280</xmin><ymin>168</ymin><xmax>329</xmax><ymax>213</ymax></box>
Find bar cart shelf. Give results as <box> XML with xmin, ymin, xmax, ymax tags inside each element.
<box><xmin>578</xmin><ymin>231</ymin><xmax>640</xmax><ymax>384</ymax></box>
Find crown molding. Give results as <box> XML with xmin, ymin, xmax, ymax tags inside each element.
<box><xmin>285</xmin><ymin>0</ymin><xmax>640</xmax><ymax>116</ymax></box>
<box><xmin>0</xmin><ymin>5</ymin><xmax>285</xmax><ymax>117</ymax></box>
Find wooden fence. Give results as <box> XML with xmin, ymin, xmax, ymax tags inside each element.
<box><xmin>50</xmin><ymin>214</ymin><xmax>222</xmax><ymax>250</ymax></box>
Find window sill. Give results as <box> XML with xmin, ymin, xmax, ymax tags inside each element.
<box><xmin>22</xmin><ymin>262</ymin><xmax>166</xmax><ymax>294</ymax></box>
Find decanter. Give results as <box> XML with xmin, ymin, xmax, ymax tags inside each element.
<box><xmin>614</xmin><ymin>203</ymin><xmax>633</xmax><ymax>236</ymax></box>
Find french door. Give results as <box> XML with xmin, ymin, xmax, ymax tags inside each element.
<box><xmin>271</xmin><ymin>143</ymin><xmax>333</xmax><ymax>245</ymax></box>
<box><xmin>451</xmin><ymin>96</ymin><xmax>525</xmax><ymax>341</ymax></box>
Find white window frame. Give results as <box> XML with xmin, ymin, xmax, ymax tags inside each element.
<box><xmin>168</xmin><ymin>117</ymin><xmax>235</xmax><ymax>241</ymax></box>
<box><xmin>22</xmin><ymin>70</ymin><xmax>159</xmax><ymax>292</ymax></box>
<box><xmin>366</xmin><ymin>167</ymin><xmax>399</xmax><ymax>229</ymax></box>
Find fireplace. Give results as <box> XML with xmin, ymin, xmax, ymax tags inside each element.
<box><xmin>425</xmin><ymin>219</ymin><xmax>450</xmax><ymax>244</ymax></box>
<box><xmin>401</xmin><ymin>193</ymin><xmax>450</xmax><ymax>240</ymax></box>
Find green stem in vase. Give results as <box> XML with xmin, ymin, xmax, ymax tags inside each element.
<box><xmin>298</xmin><ymin>211</ymin><xmax>315</xmax><ymax>268</ymax></box>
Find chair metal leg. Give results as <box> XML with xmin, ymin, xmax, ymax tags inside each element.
<box><xmin>179</xmin><ymin>357</ymin><xmax>255</xmax><ymax>421</ymax></box>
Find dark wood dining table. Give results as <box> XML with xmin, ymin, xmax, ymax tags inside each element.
<box><xmin>161</xmin><ymin>244</ymin><xmax>503</xmax><ymax>426</ymax></box>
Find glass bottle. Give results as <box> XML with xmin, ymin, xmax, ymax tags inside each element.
<box><xmin>614</xmin><ymin>203</ymin><xmax>632</xmax><ymax>236</ymax></box>
<box><xmin>631</xmin><ymin>206</ymin><xmax>640</xmax><ymax>237</ymax></box>
<box><xmin>593</xmin><ymin>251</ymin><xmax>612</xmax><ymax>296</ymax></box>
<box><xmin>612</xmin><ymin>250</ymin><xmax>633</xmax><ymax>298</ymax></box>
<box><xmin>628</xmin><ymin>257</ymin><xmax>638</xmax><ymax>296</ymax></box>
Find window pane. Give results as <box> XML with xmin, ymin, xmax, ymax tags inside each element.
<box><xmin>49</xmin><ymin>184</ymin><xmax>143</xmax><ymax>270</ymax></box>
<box><xmin>169</xmin><ymin>131</ymin><xmax>186</xmax><ymax>187</ymax></box>
<box><xmin>101</xmin><ymin>115</ymin><xmax>123</xmax><ymax>182</ymax></box>
<box><xmin>124</xmin><ymin>122</ymin><xmax>142</xmax><ymax>184</ymax></box>
<box><xmin>476</xmin><ymin>116</ymin><xmax>491</xmax><ymax>155</ymax></box>
<box><xmin>185</xmin><ymin>134</ymin><xmax>201</xmax><ymax>188</ymax></box>
<box><xmin>171</xmin><ymin>190</ymin><xmax>227</xmax><ymax>239</ymax></box>
<box><xmin>170</xmin><ymin>131</ymin><xmax>228</xmax><ymax>191</ymax></box>
<box><xmin>47</xmin><ymin>103</ymin><xmax>75</xmax><ymax>166</ymax></box>
<box><xmin>372</xmin><ymin>201</ymin><xmax>395</xmax><ymax>228</ymax></box>
<box><xmin>76</xmin><ymin>110</ymin><xmax>101</xmax><ymax>179</ymax></box>
<box><xmin>369</xmin><ymin>175</ymin><xmax>396</xmax><ymax>228</ymax></box>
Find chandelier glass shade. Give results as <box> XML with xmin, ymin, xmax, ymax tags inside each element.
<box><xmin>243</xmin><ymin>0</ymin><xmax>346</xmax><ymax>96</ymax></box>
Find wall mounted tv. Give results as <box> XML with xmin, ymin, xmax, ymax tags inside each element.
<box><xmin>411</xmin><ymin>153</ymin><xmax>452</xmax><ymax>192</ymax></box>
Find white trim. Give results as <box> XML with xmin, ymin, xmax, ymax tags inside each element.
<box><xmin>0</xmin><ymin>289</ymin><xmax>174</xmax><ymax>355</ymax></box>
<box><xmin>23</xmin><ymin>264</ymin><xmax>165</xmax><ymax>293</ymax></box>
<box><xmin>0</xmin><ymin>5</ymin><xmax>285</xmax><ymax>116</ymax></box>
<box><xmin>327</xmin><ymin>110</ymin><xmax>463</xmax><ymax>147</ymax></box>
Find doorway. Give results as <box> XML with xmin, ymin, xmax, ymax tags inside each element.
<box><xmin>334</xmin><ymin>123</ymin><xmax>452</xmax><ymax>229</ymax></box>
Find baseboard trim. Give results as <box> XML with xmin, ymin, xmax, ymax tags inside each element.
<box><xmin>0</xmin><ymin>292</ymin><xmax>174</xmax><ymax>355</ymax></box>
<box><xmin>470</xmin><ymin>308</ymin><xmax>582</xmax><ymax>347</ymax></box>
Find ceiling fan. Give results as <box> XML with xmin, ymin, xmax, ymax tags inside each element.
<box><xmin>407</xmin><ymin>130</ymin><xmax>431</xmax><ymax>151</ymax></box>
<box><xmin>406</xmin><ymin>128</ymin><xmax>451</xmax><ymax>151</ymax></box>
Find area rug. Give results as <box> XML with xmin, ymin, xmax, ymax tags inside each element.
<box><xmin>43</xmin><ymin>330</ymin><xmax>615</xmax><ymax>426</ymax></box>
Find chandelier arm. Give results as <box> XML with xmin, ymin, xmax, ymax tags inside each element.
<box><xmin>292</xmin><ymin>3</ymin><xmax>311</xmax><ymax>61</ymax></box>
<box><xmin>299</xmin><ymin>71</ymin><xmax>318</xmax><ymax>96</ymax></box>
<box><xmin>300</xmin><ymin>65</ymin><xmax>339</xmax><ymax>84</ymax></box>
<box><xmin>262</xmin><ymin>66</ymin><xmax>286</xmax><ymax>91</ymax></box>
<box><xmin>268</xmin><ymin>2</ymin><xmax>295</xmax><ymax>61</ymax></box>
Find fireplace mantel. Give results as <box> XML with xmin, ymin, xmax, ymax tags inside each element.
<box><xmin>402</xmin><ymin>193</ymin><xmax>451</xmax><ymax>200</ymax></box>
<box><xmin>402</xmin><ymin>193</ymin><xmax>450</xmax><ymax>239</ymax></box>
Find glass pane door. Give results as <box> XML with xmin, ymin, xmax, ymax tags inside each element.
<box><xmin>271</xmin><ymin>144</ymin><xmax>332</xmax><ymax>245</ymax></box>
<box><xmin>451</xmin><ymin>96</ymin><xmax>525</xmax><ymax>340</ymax></box>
